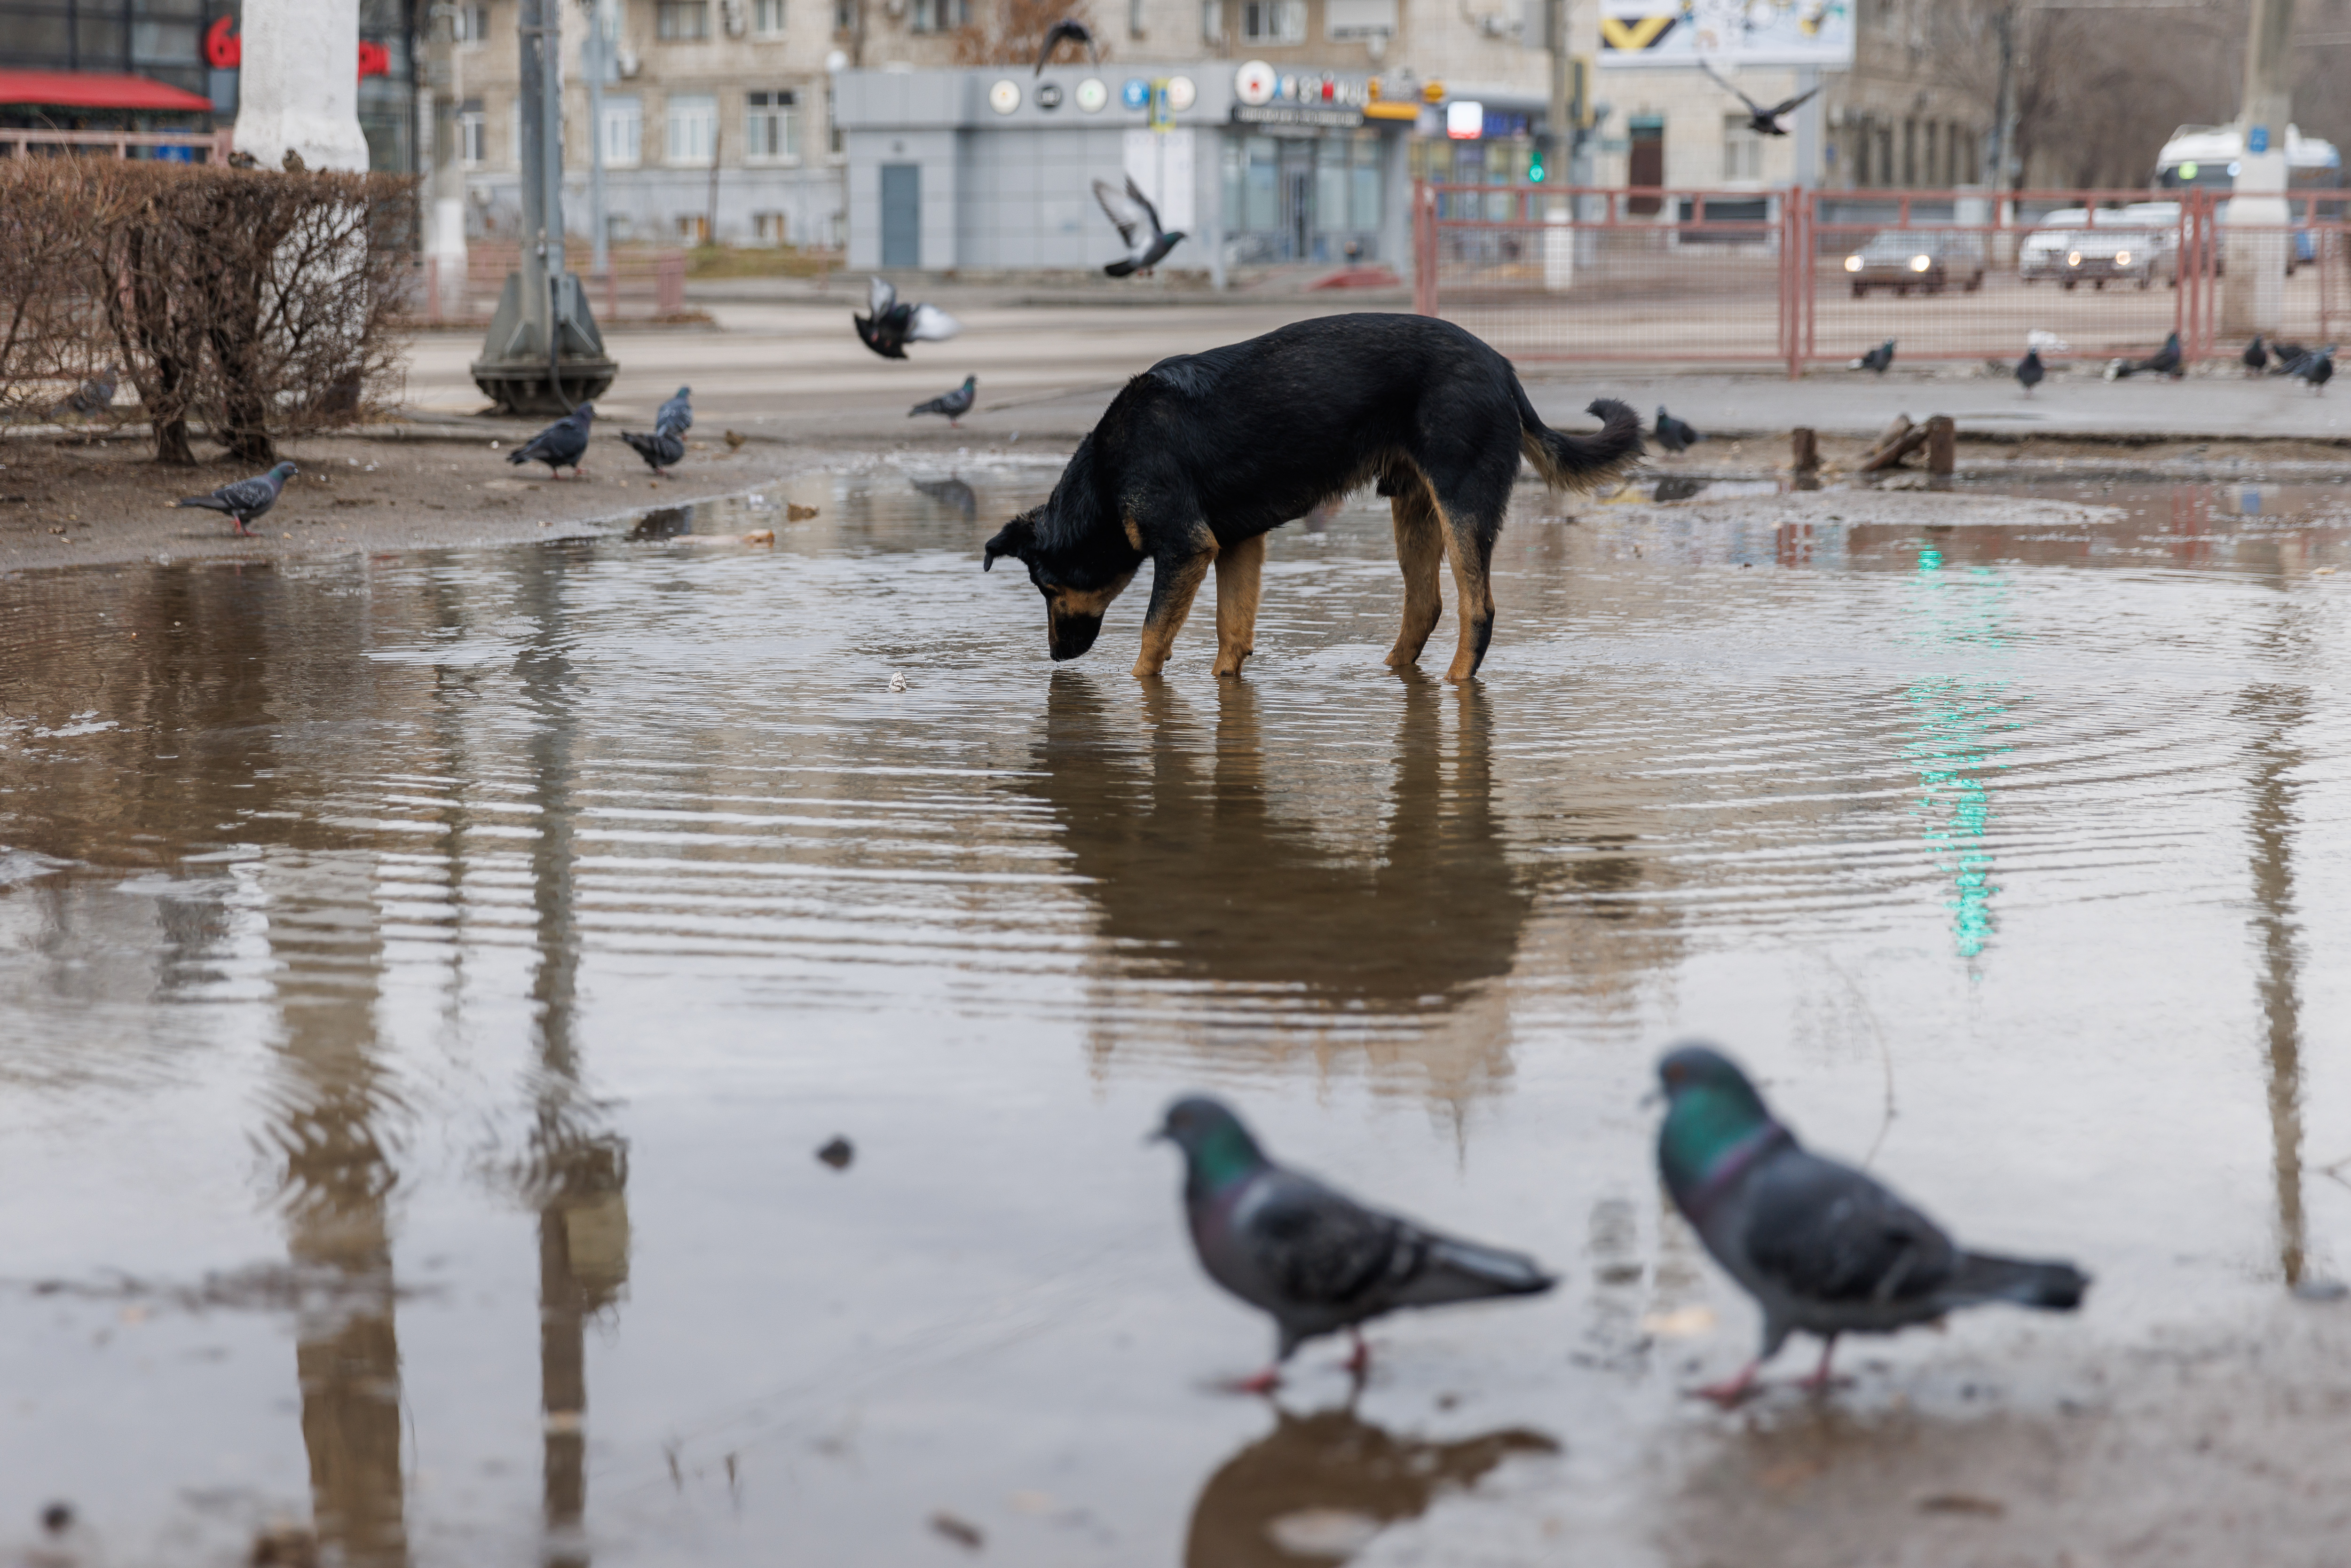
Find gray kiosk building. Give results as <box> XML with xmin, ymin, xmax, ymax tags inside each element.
<box><xmin>833</xmin><ymin>62</ymin><xmax>1428</xmax><ymax>276</ymax></box>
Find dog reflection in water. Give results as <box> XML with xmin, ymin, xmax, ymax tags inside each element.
<box><xmin>1184</xmin><ymin>1408</ymin><xmax>1558</xmax><ymax>1568</ymax></box>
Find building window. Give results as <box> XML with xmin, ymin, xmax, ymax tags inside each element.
<box><xmin>602</xmin><ymin>96</ymin><xmax>642</xmax><ymax>166</ymax></box>
<box><xmin>666</xmin><ymin>93</ymin><xmax>718</xmax><ymax>162</ymax></box>
<box><xmin>1722</xmin><ymin>114</ymin><xmax>1761</xmax><ymax>181</ymax></box>
<box><xmin>835</xmin><ymin>0</ymin><xmax>856</xmax><ymax>28</ymax></box>
<box><xmin>451</xmin><ymin>2</ymin><xmax>491</xmax><ymax>43</ymax></box>
<box><xmin>753</xmin><ymin>211</ymin><xmax>789</xmax><ymax>244</ymax></box>
<box><xmin>458</xmin><ymin>100</ymin><xmax>486</xmax><ymax>167</ymax></box>
<box><xmin>754</xmin><ymin>0</ymin><xmax>788</xmax><ymax>32</ymax></box>
<box><xmin>657</xmin><ymin>0</ymin><xmax>711</xmax><ymax>39</ymax></box>
<box><xmin>1240</xmin><ymin>0</ymin><xmax>1305</xmax><ymax>43</ymax></box>
<box><xmin>1201</xmin><ymin>0</ymin><xmax>1222</xmax><ymax>40</ymax></box>
<box><xmin>677</xmin><ymin>214</ymin><xmax>711</xmax><ymax>244</ymax></box>
<box><xmin>827</xmin><ymin>84</ymin><xmax>843</xmax><ymax>154</ymax></box>
<box><xmin>746</xmin><ymin>89</ymin><xmax>800</xmax><ymax>161</ymax></box>
<box><xmin>909</xmin><ymin>0</ymin><xmax>968</xmax><ymax>31</ymax></box>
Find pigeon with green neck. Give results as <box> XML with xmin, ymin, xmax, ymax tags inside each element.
<box><xmin>1656</xmin><ymin>1044</ymin><xmax>2088</xmax><ymax>1406</ymax></box>
<box><xmin>1154</xmin><ymin>1095</ymin><xmax>1555</xmax><ymax>1393</ymax></box>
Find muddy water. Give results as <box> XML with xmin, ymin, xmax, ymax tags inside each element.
<box><xmin>0</xmin><ymin>473</ymin><xmax>2346</xmax><ymax>1566</ymax></box>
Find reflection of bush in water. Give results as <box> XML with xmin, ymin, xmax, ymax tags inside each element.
<box><xmin>1185</xmin><ymin>1407</ymin><xmax>1558</xmax><ymax>1568</ymax></box>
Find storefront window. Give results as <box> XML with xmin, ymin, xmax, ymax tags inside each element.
<box><xmin>1350</xmin><ymin>132</ymin><xmax>1381</xmax><ymax>230</ymax></box>
<box><xmin>1244</xmin><ymin>136</ymin><xmax>1279</xmax><ymax>234</ymax></box>
<box><xmin>1315</xmin><ymin>138</ymin><xmax>1348</xmax><ymax>238</ymax></box>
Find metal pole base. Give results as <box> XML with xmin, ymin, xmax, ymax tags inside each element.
<box><xmin>470</xmin><ymin>360</ymin><xmax>619</xmax><ymax>416</ymax></box>
<box><xmin>469</xmin><ymin>269</ymin><xmax>617</xmax><ymax>415</ymax></box>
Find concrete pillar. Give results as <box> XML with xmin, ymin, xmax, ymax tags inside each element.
<box><xmin>425</xmin><ymin>2</ymin><xmax>468</xmax><ymax>316</ymax></box>
<box><xmin>2223</xmin><ymin>0</ymin><xmax>2296</xmax><ymax>336</ymax></box>
<box><xmin>231</xmin><ymin>0</ymin><xmax>369</xmax><ymax>172</ymax></box>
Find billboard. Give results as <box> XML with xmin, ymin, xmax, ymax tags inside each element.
<box><xmin>1599</xmin><ymin>0</ymin><xmax>1854</xmax><ymax>68</ymax></box>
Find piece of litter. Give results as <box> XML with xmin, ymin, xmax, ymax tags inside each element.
<box><xmin>889</xmin><ymin>672</ymin><xmax>907</xmax><ymax>692</ymax></box>
<box><xmin>1639</xmin><ymin>1306</ymin><xmax>1717</xmax><ymax>1338</ymax></box>
<box><xmin>928</xmin><ymin>1511</ymin><xmax>984</xmax><ymax>1550</ymax></box>
<box><xmin>1267</xmin><ymin>1509</ymin><xmax>1382</xmax><ymax>1557</ymax></box>
<box><xmin>817</xmin><ymin>1136</ymin><xmax>854</xmax><ymax>1169</ymax></box>
<box><xmin>788</xmin><ymin>503</ymin><xmax>819</xmax><ymax>520</ymax></box>
<box><xmin>1916</xmin><ymin>1493</ymin><xmax>2006</xmax><ymax>1518</ymax></box>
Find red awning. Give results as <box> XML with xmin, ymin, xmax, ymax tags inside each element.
<box><xmin>0</xmin><ymin>69</ymin><xmax>214</xmax><ymax>112</ymax></box>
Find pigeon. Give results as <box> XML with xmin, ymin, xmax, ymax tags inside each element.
<box><xmin>1654</xmin><ymin>1043</ymin><xmax>2089</xmax><ymax>1406</ymax></box>
<box><xmin>1094</xmin><ymin>176</ymin><xmax>1187</xmax><ymax>277</ymax></box>
<box><xmin>2243</xmin><ymin>335</ymin><xmax>2269</xmax><ymax>376</ymax></box>
<box><xmin>174</xmin><ymin>461</ymin><xmax>297</xmax><ymax>537</ymax></box>
<box><xmin>2015</xmin><ymin>347</ymin><xmax>2044</xmax><ymax>396</ymax></box>
<box><xmin>854</xmin><ymin>275</ymin><xmax>962</xmax><ymax>360</ymax></box>
<box><xmin>2105</xmin><ymin>331</ymin><xmax>2181</xmax><ymax>380</ymax></box>
<box><xmin>2270</xmin><ymin>339</ymin><xmax>2310</xmax><ymax>376</ymax></box>
<box><xmin>655</xmin><ymin>385</ymin><xmax>693</xmax><ymax>437</ymax></box>
<box><xmin>1154</xmin><ymin>1095</ymin><xmax>1555</xmax><ymax>1393</ymax></box>
<box><xmin>910</xmin><ymin>375</ymin><xmax>977</xmax><ymax>427</ymax></box>
<box><xmin>509</xmin><ymin>403</ymin><xmax>595</xmax><ymax>477</ymax></box>
<box><xmin>2292</xmin><ymin>346</ymin><xmax>2335</xmax><ymax>393</ymax></box>
<box><xmin>1654</xmin><ymin>406</ymin><xmax>1701</xmax><ymax>454</ymax></box>
<box><xmin>1696</xmin><ymin>55</ymin><xmax>1822</xmax><ymax>136</ymax></box>
<box><xmin>621</xmin><ymin>427</ymin><xmax>686</xmax><ymax>475</ymax></box>
<box><xmin>1850</xmin><ymin>339</ymin><xmax>1894</xmax><ymax>374</ymax></box>
<box><xmin>1034</xmin><ymin>16</ymin><xmax>1097</xmax><ymax>74</ymax></box>
<box><xmin>55</xmin><ymin>365</ymin><xmax>118</xmax><ymax>419</ymax></box>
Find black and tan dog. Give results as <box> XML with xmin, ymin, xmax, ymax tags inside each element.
<box><xmin>982</xmin><ymin>313</ymin><xmax>1641</xmax><ymax>681</ymax></box>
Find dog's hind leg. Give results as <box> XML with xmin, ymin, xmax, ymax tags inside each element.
<box><xmin>1436</xmin><ymin>497</ymin><xmax>1499</xmax><ymax>684</ymax></box>
<box><xmin>1213</xmin><ymin>531</ymin><xmax>1265</xmax><ymax>678</ymax></box>
<box><xmin>1134</xmin><ymin>528</ymin><xmax>1218</xmax><ymax>678</ymax></box>
<box><xmin>1384</xmin><ymin>484</ymin><xmax>1445</xmax><ymax>670</ymax></box>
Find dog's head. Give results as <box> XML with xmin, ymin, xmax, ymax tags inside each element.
<box><xmin>984</xmin><ymin>509</ymin><xmax>1137</xmax><ymax>662</ymax></box>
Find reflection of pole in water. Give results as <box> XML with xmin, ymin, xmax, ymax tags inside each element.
<box><xmin>2242</xmin><ymin>671</ymin><xmax>2310</xmax><ymax>1286</ymax></box>
<box><xmin>513</xmin><ymin>550</ymin><xmax>631</xmax><ymax>1567</ymax></box>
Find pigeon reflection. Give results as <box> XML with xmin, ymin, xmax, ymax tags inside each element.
<box><xmin>1183</xmin><ymin>1407</ymin><xmax>1557</xmax><ymax>1568</ymax></box>
<box><xmin>627</xmin><ymin>505</ymin><xmax>696</xmax><ymax>541</ymax></box>
<box><xmin>911</xmin><ymin>474</ymin><xmax>979</xmax><ymax>523</ymax></box>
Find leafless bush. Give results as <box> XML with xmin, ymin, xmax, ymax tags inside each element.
<box><xmin>954</xmin><ymin>0</ymin><xmax>1103</xmax><ymax>69</ymax></box>
<box><xmin>0</xmin><ymin>158</ymin><xmax>415</xmax><ymax>465</ymax></box>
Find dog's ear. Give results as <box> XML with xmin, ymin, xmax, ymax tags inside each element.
<box><xmin>982</xmin><ymin>515</ymin><xmax>1035</xmax><ymax>572</ymax></box>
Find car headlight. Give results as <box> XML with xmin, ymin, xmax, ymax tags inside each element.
<box><xmin>2067</xmin><ymin>251</ymin><xmax>2082</xmax><ymax>266</ymax></box>
<box><xmin>2114</xmin><ymin>250</ymin><xmax>2131</xmax><ymax>266</ymax></box>
<box><xmin>1844</xmin><ymin>255</ymin><xmax>1863</xmax><ymax>272</ymax></box>
<box><xmin>1909</xmin><ymin>254</ymin><xmax>1933</xmax><ymax>271</ymax></box>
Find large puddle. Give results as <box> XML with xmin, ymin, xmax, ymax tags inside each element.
<box><xmin>0</xmin><ymin>473</ymin><xmax>2348</xmax><ymax>1565</ymax></box>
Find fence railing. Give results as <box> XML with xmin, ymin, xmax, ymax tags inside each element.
<box><xmin>405</xmin><ymin>244</ymin><xmax>690</xmax><ymax>325</ymax></box>
<box><xmin>1415</xmin><ymin>183</ymin><xmax>2345</xmax><ymax>374</ymax></box>
<box><xmin>0</xmin><ymin>128</ymin><xmax>234</xmax><ymax>162</ymax></box>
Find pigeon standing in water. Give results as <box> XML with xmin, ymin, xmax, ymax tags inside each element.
<box><xmin>621</xmin><ymin>427</ymin><xmax>686</xmax><ymax>475</ymax></box>
<box><xmin>1654</xmin><ymin>1043</ymin><xmax>2089</xmax><ymax>1406</ymax></box>
<box><xmin>1654</xmin><ymin>406</ymin><xmax>1701</xmax><ymax>453</ymax></box>
<box><xmin>854</xmin><ymin>276</ymin><xmax>962</xmax><ymax>360</ymax></box>
<box><xmin>1850</xmin><ymin>339</ymin><xmax>1895</xmax><ymax>374</ymax></box>
<box><xmin>2105</xmin><ymin>330</ymin><xmax>2181</xmax><ymax>380</ymax></box>
<box><xmin>1696</xmin><ymin>55</ymin><xmax>1822</xmax><ymax>136</ymax></box>
<box><xmin>1094</xmin><ymin>177</ymin><xmax>1187</xmax><ymax>277</ymax></box>
<box><xmin>909</xmin><ymin>375</ymin><xmax>977</xmax><ymax>427</ymax></box>
<box><xmin>655</xmin><ymin>385</ymin><xmax>693</xmax><ymax>436</ymax></box>
<box><xmin>175</xmin><ymin>461</ymin><xmax>298</xmax><ymax>537</ymax></box>
<box><xmin>1033</xmin><ymin>16</ymin><xmax>1097</xmax><ymax>74</ymax></box>
<box><xmin>2015</xmin><ymin>347</ymin><xmax>2044</xmax><ymax>396</ymax></box>
<box><xmin>1154</xmin><ymin>1095</ymin><xmax>1555</xmax><ymax>1393</ymax></box>
<box><xmin>509</xmin><ymin>404</ymin><xmax>595</xmax><ymax>478</ymax></box>
<box><xmin>2242</xmin><ymin>336</ymin><xmax>2269</xmax><ymax>376</ymax></box>
<box><xmin>2292</xmin><ymin>346</ymin><xmax>2335</xmax><ymax>393</ymax></box>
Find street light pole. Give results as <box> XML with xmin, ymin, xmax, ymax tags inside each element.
<box><xmin>585</xmin><ymin>0</ymin><xmax>613</xmax><ymax>279</ymax></box>
<box><xmin>2224</xmin><ymin>0</ymin><xmax>2297</xmax><ymax>335</ymax></box>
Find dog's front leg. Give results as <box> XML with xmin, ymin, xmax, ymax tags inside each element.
<box><xmin>1212</xmin><ymin>533</ymin><xmax>1265</xmax><ymax>678</ymax></box>
<box><xmin>1134</xmin><ymin>535</ymin><xmax>1218</xmax><ymax>678</ymax></box>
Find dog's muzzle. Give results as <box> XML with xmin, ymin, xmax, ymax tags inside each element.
<box><xmin>1047</xmin><ymin>607</ymin><xmax>1104</xmax><ymax>662</ymax></box>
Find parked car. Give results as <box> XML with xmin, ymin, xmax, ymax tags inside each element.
<box><xmin>2019</xmin><ymin>208</ymin><xmax>2090</xmax><ymax>283</ymax></box>
<box><xmin>2059</xmin><ymin>203</ymin><xmax>2177</xmax><ymax>289</ymax></box>
<box><xmin>1843</xmin><ymin>230</ymin><xmax>1988</xmax><ymax>296</ymax></box>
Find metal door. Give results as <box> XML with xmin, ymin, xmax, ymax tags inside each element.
<box><xmin>880</xmin><ymin>163</ymin><xmax>920</xmax><ymax>268</ymax></box>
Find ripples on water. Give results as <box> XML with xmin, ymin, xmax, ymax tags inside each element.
<box><xmin>0</xmin><ymin>472</ymin><xmax>2346</xmax><ymax>1564</ymax></box>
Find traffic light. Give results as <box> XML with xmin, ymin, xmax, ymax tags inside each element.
<box><xmin>1528</xmin><ymin>143</ymin><xmax>1546</xmax><ymax>183</ymax></box>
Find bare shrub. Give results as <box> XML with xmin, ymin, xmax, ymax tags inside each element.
<box><xmin>0</xmin><ymin>158</ymin><xmax>415</xmax><ymax>465</ymax></box>
<box><xmin>954</xmin><ymin>0</ymin><xmax>1103</xmax><ymax>69</ymax></box>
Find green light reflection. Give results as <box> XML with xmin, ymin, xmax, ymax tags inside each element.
<box><xmin>1900</xmin><ymin>546</ymin><xmax>2020</xmax><ymax>961</ymax></box>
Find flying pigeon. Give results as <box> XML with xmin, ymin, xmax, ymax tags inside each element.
<box><xmin>1850</xmin><ymin>339</ymin><xmax>1894</xmax><ymax>374</ymax></box>
<box><xmin>1034</xmin><ymin>16</ymin><xmax>1097</xmax><ymax>75</ymax></box>
<box><xmin>174</xmin><ymin>461</ymin><xmax>297</xmax><ymax>537</ymax></box>
<box><xmin>621</xmin><ymin>427</ymin><xmax>686</xmax><ymax>475</ymax></box>
<box><xmin>509</xmin><ymin>403</ymin><xmax>595</xmax><ymax>478</ymax></box>
<box><xmin>2292</xmin><ymin>345</ymin><xmax>2335</xmax><ymax>393</ymax></box>
<box><xmin>1154</xmin><ymin>1095</ymin><xmax>1555</xmax><ymax>1393</ymax></box>
<box><xmin>1654</xmin><ymin>406</ymin><xmax>1701</xmax><ymax>454</ymax></box>
<box><xmin>1654</xmin><ymin>1043</ymin><xmax>2088</xmax><ymax>1406</ymax></box>
<box><xmin>2105</xmin><ymin>331</ymin><xmax>2181</xmax><ymax>381</ymax></box>
<box><xmin>2242</xmin><ymin>335</ymin><xmax>2269</xmax><ymax>376</ymax></box>
<box><xmin>655</xmin><ymin>385</ymin><xmax>693</xmax><ymax>437</ymax></box>
<box><xmin>55</xmin><ymin>365</ymin><xmax>118</xmax><ymax>419</ymax></box>
<box><xmin>1696</xmin><ymin>55</ymin><xmax>1822</xmax><ymax>136</ymax></box>
<box><xmin>854</xmin><ymin>275</ymin><xmax>962</xmax><ymax>360</ymax></box>
<box><xmin>2015</xmin><ymin>347</ymin><xmax>2044</xmax><ymax>396</ymax></box>
<box><xmin>910</xmin><ymin>375</ymin><xmax>977</xmax><ymax>427</ymax></box>
<box><xmin>2270</xmin><ymin>339</ymin><xmax>2310</xmax><ymax>376</ymax></box>
<box><xmin>1094</xmin><ymin>176</ymin><xmax>1187</xmax><ymax>277</ymax></box>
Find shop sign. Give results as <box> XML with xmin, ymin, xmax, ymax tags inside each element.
<box><xmin>1445</xmin><ymin>100</ymin><xmax>1483</xmax><ymax>139</ymax></box>
<box><xmin>207</xmin><ymin>16</ymin><xmax>392</xmax><ymax>77</ymax></box>
<box><xmin>1230</xmin><ymin>65</ymin><xmax>1370</xmax><ymax>127</ymax></box>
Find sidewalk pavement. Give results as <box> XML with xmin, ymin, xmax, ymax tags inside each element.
<box><xmin>398</xmin><ymin>297</ymin><xmax>2351</xmax><ymax>450</ymax></box>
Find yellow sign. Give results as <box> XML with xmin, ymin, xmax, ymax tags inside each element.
<box><xmin>1365</xmin><ymin>102</ymin><xmax>1422</xmax><ymax>121</ymax></box>
<box><xmin>1599</xmin><ymin>14</ymin><xmax>1674</xmax><ymax>49</ymax></box>
<box><xmin>1421</xmin><ymin>80</ymin><xmax>1444</xmax><ymax>103</ymax></box>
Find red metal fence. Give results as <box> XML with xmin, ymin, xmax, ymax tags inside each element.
<box><xmin>406</xmin><ymin>244</ymin><xmax>690</xmax><ymax>326</ymax></box>
<box><xmin>1415</xmin><ymin>183</ymin><xmax>2347</xmax><ymax>374</ymax></box>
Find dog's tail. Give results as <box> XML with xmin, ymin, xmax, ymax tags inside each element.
<box><xmin>1513</xmin><ymin>384</ymin><xmax>1644</xmax><ymax>494</ymax></box>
